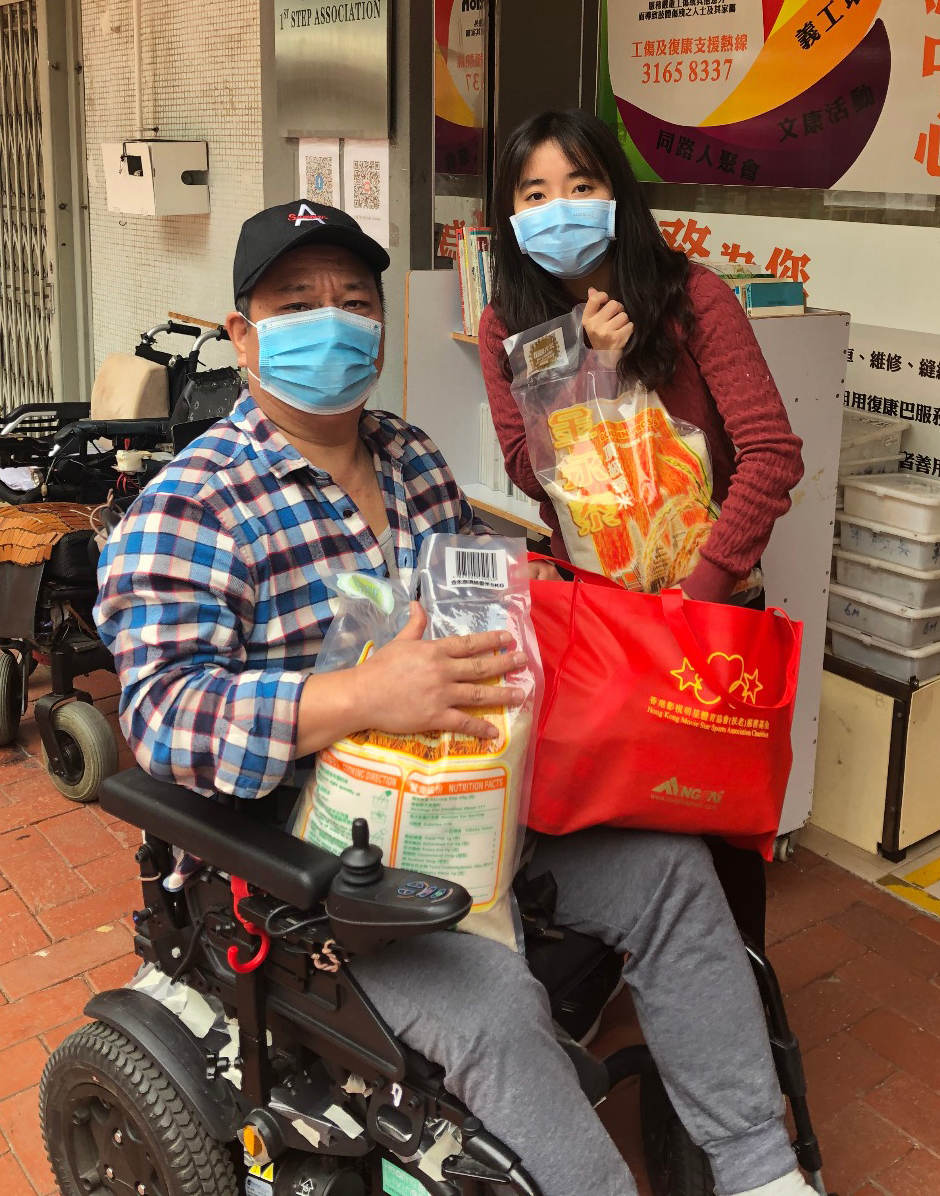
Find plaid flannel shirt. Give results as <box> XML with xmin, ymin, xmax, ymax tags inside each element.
<box><xmin>95</xmin><ymin>390</ymin><xmax>487</xmax><ymax>800</ymax></box>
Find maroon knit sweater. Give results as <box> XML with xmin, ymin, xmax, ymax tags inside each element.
<box><xmin>478</xmin><ymin>263</ymin><xmax>805</xmax><ymax>602</ymax></box>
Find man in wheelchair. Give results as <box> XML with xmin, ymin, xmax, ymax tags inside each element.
<box><xmin>62</xmin><ymin>202</ymin><xmax>817</xmax><ymax>1196</ymax></box>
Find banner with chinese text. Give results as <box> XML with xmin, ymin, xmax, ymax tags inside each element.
<box><xmin>649</xmin><ymin>209</ymin><xmax>940</xmax><ymax>476</ymax></box>
<box><xmin>602</xmin><ymin>0</ymin><xmax>940</xmax><ymax>192</ymax></box>
<box><xmin>650</xmin><ymin>208</ymin><xmax>940</xmax><ymax>334</ymax></box>
<box><xmin>844</xmin><ymin>326</ymin><xmax>940</xmax><ymax>480</ymax></box>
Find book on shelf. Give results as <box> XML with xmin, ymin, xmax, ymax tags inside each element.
<box><xmin>456</xmin><ymin>226</ymin><xmax>492</xmax><ymax>337</ymax></box>
<box><xmin>476</xmin><ymin>403</ymin><xmax>539</xmax><ymax>513</ymax></box>
<box><xmin>456</xmin><ymin>227</ymin><xmax>471</xmax><ymax>336</ymax></box>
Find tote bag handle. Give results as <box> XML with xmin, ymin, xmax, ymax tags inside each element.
<box><xmin>528</xmin><ymin>553</ymin><xmax>622</xmax><ymax>590</ymax></box>
<box><xmin>528</xmin><ymin>554</ymin><xmax>800</xmax><ymax>712</ymax></box>
<box><xmin>660</xmin><ymin>588</ymin><xmax>801</xmax><ymax>713</ymax></box>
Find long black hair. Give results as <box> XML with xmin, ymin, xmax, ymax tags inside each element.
<box><xmin>491</xmin><ymin>110</ymin><xmax>692</xmax><ymax>390</ymax></box>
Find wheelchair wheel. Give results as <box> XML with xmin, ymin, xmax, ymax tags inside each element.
<box><xmin>41</xmin><ymin>701</ymin><xmax>119</xmax><ymax>803</ymax></box>
<box><xmin>640</xmin><ymin>1067</ymin><xmax>714</xmax><ymax>1196</ymax></box>
<box><xmin>0</xmin><ymin>651</ymin><xmax>21</xmax><ymax>746</ymax></box>
<box><xmin>40</xmin><ymin>1021</ymin><xmax>238</xmax><ymax>1196</ymax></box>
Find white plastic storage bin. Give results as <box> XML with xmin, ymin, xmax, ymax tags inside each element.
<box><xmin>828</xmin><ymin>622</ymin><xmax>940</xmax><ymax>683</ymax></box>
<box><xmin>843</xmin><ymin>474</ymin><xmax>940</xmax><ymax>535</ymax></box>
<box><xmin>828</xmin><ymin>584</ymin><xmax>940</xmax><ymax>648</ymax></box>
<box><xmin>836</xmin><ymin>454</ymin><xmax>903</xmax><ymax>509</ymax></box>
<box><xmin>841</xmin><ymin>411</ymin><xmax>906</xmax><ymax>465</ymax></box>
<box><xmin>833</xmin><ymin>549</ymin><xmax>940</xmax><ymax>607</ymax></box>
<box><xmin>838</xmin><ymin>514</ymin><xmax>940</xmax><ymax>571</ymax></box>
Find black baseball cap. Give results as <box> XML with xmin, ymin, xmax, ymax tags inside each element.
<box><xmin>232</xmin><ymin>200</ymin><xmax>391</xmax><ymax>301</ymax></box>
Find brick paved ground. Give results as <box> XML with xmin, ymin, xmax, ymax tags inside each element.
<box><xmin>3</xmin><ymin>667</ymin><xmax>940</xmax><ymax>1194</ymax></box>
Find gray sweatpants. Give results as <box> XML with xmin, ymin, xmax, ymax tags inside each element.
<box><xmin>351</xmin><ymin>829</ymin><xmax>795</xmax><ymax>1196</ymax></box>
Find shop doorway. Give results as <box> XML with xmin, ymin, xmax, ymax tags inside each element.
<box><xmin>0</xmin><ymin>0</ymin><xmax>91</xmax><ymax>416</ymax></box>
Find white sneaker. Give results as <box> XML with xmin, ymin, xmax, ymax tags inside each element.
<box><xmin>732</xmin><ymin>1171</ymin><xmax>815</xmax><ymax>1196</ymax></box>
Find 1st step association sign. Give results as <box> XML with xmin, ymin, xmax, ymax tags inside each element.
<box><xmin>275</xmin><ymin>2</ymin><xmax>390</xmax><ymax>139</ymax></box>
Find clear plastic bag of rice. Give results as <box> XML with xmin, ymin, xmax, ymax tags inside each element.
<box><xmin>503</xmin><ymin>306</ymin><xmax>761</xmax><ymax>599</ymax></box>
<box><xmin>291</xmin><ymin>533</ymin><xmax>543</xmax><ymax>951</ymax></box>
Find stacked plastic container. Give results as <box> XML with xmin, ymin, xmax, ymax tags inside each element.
<box><xmin>831</xmin><ymin>466</ymin><xmax>940</xmax><ymax>682</ymax></box>
<box><xmin>830</xmin><ymin>411</ymin><xmax>906</xmax><ymax>599</ymax></box>
<box><xmin>836</xmin><ymin>411</ymin><xmax>907</xmax><ymax>509</ymax></box>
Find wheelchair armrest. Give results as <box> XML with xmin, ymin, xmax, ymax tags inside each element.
<box><xmin>54</xmin><ymin>417</ymin><xmax>171</xmax><ymax>450</ymax></box>
<box><xmin>101</xmin><ymin>768</ymin><xmax>474</xmax><ymax>953</ymax></box>
<box><xmin>99</xmin><ymin>768</ymin><xmax>340</xmax><ymax>910</ymax></box>
<box><xmin>0</xmin><ymin>402</ymin><xmax>90</xmax><ymax>436</ymax></box>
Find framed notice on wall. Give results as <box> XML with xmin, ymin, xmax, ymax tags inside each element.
<box><xmin>275</xmin><ymin>2</ymin><xmax>390</xmax><ymax>139</ymax></box>
<box><xmin>601</xmin><ymin>0</ymin><xmax>940</xmax><ymax>193</ymax></box>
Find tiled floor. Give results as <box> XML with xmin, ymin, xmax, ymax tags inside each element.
<box><xmin>2</xmin><ymin>669</ymin><xmax>940</xmax><ymax>1194</ymax></box>
<box><xmin>0</xmin><ymin>667</ymin><xmax>139</xmax><ymax>1196</ymax></box>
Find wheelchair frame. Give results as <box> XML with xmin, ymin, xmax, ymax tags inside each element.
<box><xmin>39</xmin><ymin>768</ymin><xmax>833</xmax><ymax>1196</ymax></box>
<box><xmin>0</xmin><ymin>326</ymin><xmax>239</xmax><ymax>800</ymax></box>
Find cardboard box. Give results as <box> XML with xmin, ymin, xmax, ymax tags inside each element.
<box><xmin>732</xmin><ymin>278</ymin><xmax>805</xmax><ymax>317</ymax></box>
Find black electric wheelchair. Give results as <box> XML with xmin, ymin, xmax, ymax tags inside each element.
<box><xmin>0</xmin><ymin>332</ymin><xmax>241</xmax><ymax>800</ymax></box>
<box><xmin>0</xmin><ymin>320</ymin><xmax>209</xmax><ymax>507</ymax></box>
<box><xmin>39</xmin><ymin>767</ymin><xmax>835</xmax><ymax>1196</ymax></box>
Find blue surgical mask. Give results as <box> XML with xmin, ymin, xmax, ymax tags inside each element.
<box><xmin>247</xmin><ymin>306</ymin><xmax>382</xmax><ymax>415</ymax></box>
<box><xmin>510</xmin><ymin>198</ymin><xmax>617</xmax><ymax>279</ymax></box>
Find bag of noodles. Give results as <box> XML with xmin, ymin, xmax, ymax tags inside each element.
<box><xmin>292</xmin><ymin>533</ymin><xmax>542</xmax><ymax>951</ymax></box>
<box><xmin>503</xmin><ymin>306</ymin><xmax>760</xmax><ymax>598</ymax></box>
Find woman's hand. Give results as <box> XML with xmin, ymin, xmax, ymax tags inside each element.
<box><xmin>582</xmin><ymin>288</ymin><xmax>634</xmax><ymax>353</ymax></box>
<box><xmin>528</xmin><ymin>559</ymin><xmax>561</xmax><ymax>582</ymax></box>
<box><xmin>353</xmin><ymin>603</ymin><xmax>527</xmax><ymax>740</ymax></box>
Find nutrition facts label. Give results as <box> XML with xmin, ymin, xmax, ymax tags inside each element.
<box><xmin>302</xmin><ymin>745</ymin><xmax>509</xmax><ymax>910</ymax></box>
<box><xmin>398</xmin><ymin>772</ymin><xmax>507</xmax><ymax>905</ymax></box>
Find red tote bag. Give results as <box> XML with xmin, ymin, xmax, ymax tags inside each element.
<box><xmin>528</xmin><ymin>558</ymin><xmax>802</xmax><ymax>860</ymax></box>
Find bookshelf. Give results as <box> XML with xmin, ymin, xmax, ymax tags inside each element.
<box><xmin>404</xmin><ymin>269</ymin><xmax>549</xmax><ymax>536</ymax></box>
<box><xmin>404</xmin><ymin>266</ymin><xmax>850</xmax><ymax>841</ymax></box>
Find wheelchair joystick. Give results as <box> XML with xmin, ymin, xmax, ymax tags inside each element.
<box><xmin>338</xmin><ymin>819</ymin><xmax>384</xmax><ymax>887</ymax></box>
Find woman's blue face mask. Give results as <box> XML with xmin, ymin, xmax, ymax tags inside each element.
<box><xmin>510</xmin><ymin>197</ymin><xmax>617</xmax><ymax>279</ymax></box>
<box><xmin>246</xmin><ymin>306</ymin><xmax>382</xmax><ymax>415</ymax></box>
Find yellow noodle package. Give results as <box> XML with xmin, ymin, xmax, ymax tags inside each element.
<box><xmin>292</xmin><ymin>534</ymin><xmax>542</xmax><ymax>951</ymax></box>
<box><xmin>504</xmin><ymin>308</ymin><xmax>760</xmax><ymax>597</ymax></box>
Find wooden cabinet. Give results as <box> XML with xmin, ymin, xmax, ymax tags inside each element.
<box><xmin>813</xmin><ymin>655</ymin><xmax>940</xmax><ymax>861</ymax></box>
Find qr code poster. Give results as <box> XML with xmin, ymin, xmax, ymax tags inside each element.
<box><xmin>298</xmin><ymin>138</ymin><xmax>340</xmax><ymax>209</ymax></box>
<box><xmin>343</xmin><ymin>138</ymin><xmax>390</xmax><ymax>249</ymax></box>
<box><xmin>305</xmin><ymin>156</ymin><xmax>335</xmax><ymax>205</ymax></box>
<box><xmin>352</xmin><ymin>160</ymin><xmax>381</xmax><ymax>210</ymax></box>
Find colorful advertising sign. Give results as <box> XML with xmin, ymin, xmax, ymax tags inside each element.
<box><xmin>601</xmin><ymin>0</ymin><xmax>940</xmax><ymax>192</ymax></box>
<box><xmin>434</xmin><ymin>0</ymin><xmax>487</xmax><ymax>176</ymax></box>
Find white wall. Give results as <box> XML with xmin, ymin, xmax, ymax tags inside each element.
<box><xmin>81</xmin><ymin>0</ymin><xmax>415</xmax><ymax>407</ymax></box>
<box><xmin>81</xmin><ymin>0</ymin><xmax>262</xmax><ymax>370</ymax></box>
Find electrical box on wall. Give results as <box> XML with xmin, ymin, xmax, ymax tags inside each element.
<box><xmin>101</xmin><ymin>141</ymin><xmax>210</xmax><ymax>216</ymax></box>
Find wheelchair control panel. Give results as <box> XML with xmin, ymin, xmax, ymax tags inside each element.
<box><xmin>325</xmin><ymin>819</ymin><xmax>472</xmax><ymax>955</ymax></box>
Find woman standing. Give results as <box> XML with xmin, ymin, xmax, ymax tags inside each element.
<box><xmin>479</xmin><ymin>110</ymin><xmax>805</xmax><ymax>946</ymax></box>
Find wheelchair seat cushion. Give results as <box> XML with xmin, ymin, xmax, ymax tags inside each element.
<box><xmin>0</xmin><ymin>502</ymin><xmax>97</xmax><ymax>568</ymax></box>
<box><xmin>91</xmin><ymin>353</ymin><xmax>169</xmax><ymax>420</ymax></box>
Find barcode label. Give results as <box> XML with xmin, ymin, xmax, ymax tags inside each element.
<box><xmin>444</xmin><ymin>547</ymin><xmax>509</xmax><ymax>590</ymax></box>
